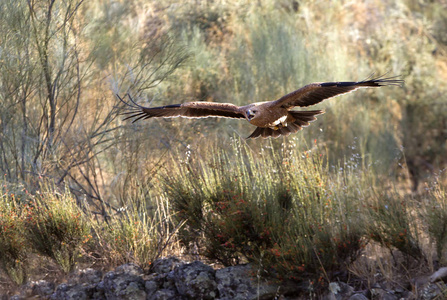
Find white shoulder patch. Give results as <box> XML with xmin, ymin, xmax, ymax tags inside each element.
<box><xmin>271</xmin><ymin>115</ymin><xmax>288</xmax><ymax>126</ymax></box>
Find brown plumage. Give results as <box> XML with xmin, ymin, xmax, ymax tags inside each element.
<box><xmin>118</xmin><ymin>74</ymin><xmax>403</xmax><ymax>139</ymax></box>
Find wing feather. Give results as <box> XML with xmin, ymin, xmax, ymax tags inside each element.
<box><xmin>271</xmin><ymin>75</ymin><xmax>403</xmax><ymax>109</ymax></box>
<box><xmin>117</xmin><ymin>95</ymin><xmax>245</xmax><ymax>123</ymax></box>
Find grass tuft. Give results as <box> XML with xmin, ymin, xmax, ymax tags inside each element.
<box><xmin>365</xmin><ymin>191</ymin><xmax>424</xmax><ymax>261</ymax></box>
<box><xmin>421</xmin><ymin>177</ymin><xmax>447</xmax><ymax>266</ymax></box>
<box><xmin>0</xmin><ymin>193</ymin><xmax>28</xmax><ymax>285</ymax></box>
<box><xmin>23</xmin><ymin>186</ymin><xmax>91</xmax><ymax>273</ymax></box>
<box><xmin>165</xmin><ymin>140</ymin><xmax>367</xmax><ymax>283</ymax></box>
<box><xmin>88</xmin><ymin>182</ymin><xmax>178</xmax><ymax>271</ymax></box>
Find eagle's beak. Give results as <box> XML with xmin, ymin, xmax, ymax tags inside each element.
<box><xmin>246</xmin><ymin>110</ymin><xmax>255</xmax><ymax>121</ymax></box>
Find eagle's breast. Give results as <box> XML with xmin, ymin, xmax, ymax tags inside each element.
<box><xmin>248</xmin><ymin>105</ymin><xmax>290</xmax><ymax>128</ymax></box>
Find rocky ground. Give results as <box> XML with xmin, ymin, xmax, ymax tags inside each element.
<box><xmin>4</xmin><ymin>257</ymin><xmax>447</xmax><ymax>299</ymax></box>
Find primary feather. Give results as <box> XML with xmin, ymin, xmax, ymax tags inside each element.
<box><xmin>271</xmin><ymin>74</ymin><xmax>403</xmax><ymax>109</ymax></box>
<box><xmin>117</xmin><ymin>74</ymin><xmax>403</xmax><ymax>139</ymax></box>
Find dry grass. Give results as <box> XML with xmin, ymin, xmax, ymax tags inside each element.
<box><xmin>0</xmin><ymin>0</ymin><xmax>447</xmax><ymax>297</ymax></box>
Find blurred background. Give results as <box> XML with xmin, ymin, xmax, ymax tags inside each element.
<box><xmin>0</xmin><ymin>0</ymin><xmax>447</xmax><ymax>292</ymax></box>
<box><xmin>1</xmin><ymin>0</ymin><xmax>446</xmax><ymax>199</ymax></box>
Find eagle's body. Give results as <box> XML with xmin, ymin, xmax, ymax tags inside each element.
<box><xmin>242</xmin><ymin>102</ymin><xmax>288</xmax><ymax>127</ymax></box>
<box><xmin>118</xmin><ymin>74</ymin><xmax>403</xmax><ymax>139</ymax></box>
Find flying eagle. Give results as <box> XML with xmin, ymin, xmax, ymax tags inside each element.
<box><xmin>118</xmin><ymin>74</ymin><xmax>403</xmax><ymax>139</ymax></box>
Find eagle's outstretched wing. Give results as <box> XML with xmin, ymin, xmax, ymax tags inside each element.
<box><xmin>270</xmin><ymin>74</ymin><xmax>404</xmax><ymax>109</ymax></box>
<box><xmin>117</xmin><ymin>73</ymin><xmax>404</xmax><ymax>139</ymax></box>
<box><xmin>117</xmin><ymin>95</ymin><xmax>245</xmax><ymax>123</ymax></box>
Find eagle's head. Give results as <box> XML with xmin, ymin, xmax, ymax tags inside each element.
<box><xmin>246</xmin><ymin>108</ymin><xmax>258</xmax><ymax>121</ymax></box>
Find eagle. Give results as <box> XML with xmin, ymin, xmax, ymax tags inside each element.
<box><xmin>118</xmin><ymin>74</ymin><xmax>403</xmax><ymax>139</ymax></box>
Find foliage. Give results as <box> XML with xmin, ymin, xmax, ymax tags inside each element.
<box><xmin>87</xmin><ymin>185</ymin><xmax>177</xmax><ymax>270</ymax></box>
<box><xmin>421</xmin><ymin>175</ymin><xmax>447</xmax><ymax>266</ymax></box>
<box><xmin>0</xmin><ymin>0</ymin><xmax>89</xmax><ymax>181</ymax></box>
<box><xmin>0</xmin><ymin>0</ymin><xmax>188</xmax><ymax>208</ymax></box>
<box><xmin>0</xmin><ymin>0</ymin><xmax>446</xmax><ymax>296</ymax></box>
<box><xmin>165</xmin><ymin>140</ymin><xmax>366</xmax><ymax>282</ymax></box>
<box><xmin>0</xmin><ymin>178</ymin><xmax>176</xmax><ymax>285</ymax></box>
<box><xmin>365</xmin><ymin>191</ymin><xmax>424</xmax><ymax>260</ymax></box>
<box><xmin>156</xmin><ymin>0</ymin><xmax>447</xmax><ymax>185</ymax></box>
<box><xmin>23</xmin><ymin>186</ymin><xmax>91</xmax><ymax>273</ymax></box>
<box><xmin>0</xmin><ymin>192</ymin><xmax>28</xmax><ymax>285</ymax></box>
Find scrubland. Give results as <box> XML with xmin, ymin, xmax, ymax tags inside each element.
<box><xmin>0</xmin><ymin>0</ymin><xmax>447</xmax><ymax>297</ymax></box>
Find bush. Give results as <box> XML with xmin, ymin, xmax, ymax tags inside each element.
<box><xmin>421</xmin><ymin>177</ymin><xmax>447</xmax><ymax>265</ymax></box>
<box><xmin>365</xmin><ymin>191</ymin><xmax>424</xmax><ymax>261</ymax></box>
<box><xmin>23</xmin><ymin>187</ymin><xmax>91</xmax><ymax>273</ymax></box>
<box><xmin>0</xmin><ymin>194</ymin><xmax>28</xmax><ymax>285</ymax></box>
<box><xmin>88</xmin><ymin>183</ymin><xmax>177</xmax><ymax>270</ymax></box>
<box><xmin>165</xmin><ymin>140</ymin><xmax>366</xmax><ymax>283</ymax></box>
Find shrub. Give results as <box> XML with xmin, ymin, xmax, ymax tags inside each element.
<box><xmin>421</xmin><ymin>177</ymin><xmax>447</xmax><ymax>265</ymax></box>
<box><xmin>165</xmin><ymin>140</ymin><xmax>366</xmax><ymax>283</ymax></box>
<box><xmin>365</xmin><ymin>191</ymin><xmax>424</xmax><ymax>261</ymax></box>
<box><xmin>0</xmin><ymin>195</ymin><xmax>28</xmax><ymax>285</ymax></box>
<box><xmin>88</xmin><ymin>183</ymin><xmax>177</xmax><ymax>270</ymax></box>
<box><xmin>23</xmin><ymin>187</ymin><xmax>91</xmax><ymax>273</ymax></box>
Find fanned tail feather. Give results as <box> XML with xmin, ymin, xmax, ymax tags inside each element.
<box><xmin>247</xmin><ymin>110</ymin><xmax>324</xmax><ymax>139</ymax></box>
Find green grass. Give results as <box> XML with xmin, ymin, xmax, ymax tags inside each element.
<box><xmin>164</xmin><ymin>140</ymin><xmax>366</xmax><ymax>282</ymax></box>
<box><xmin>23</xmin><ymin>186</ymin><xmax>91</xmax><ymax>273</ymax></box>
<box><xmin>159</xmin><ymin>139</ymin><xmax>444</xmax><ymax>290</ymax></box>
<box><xmin>0</xmin><ymin>141</ymin><xmax>445</xmax><ymax>295</ymax></box>
<box><xmin>365</xmin><ymin>191</ymin><xmax>424</xmax><ymax>260</ymax></box>
<box><xmin>87</xmin><ymin>184</ymin><xmax>178</xmax><ymax>270</ymax></box>
<box><xmin>422</xmin><ymin>179</ymin><xmax>447</xmax><ymax>266</ymax></box>
<box><xmin>0</xmin><ymin>178</ymin><xmax>178</xmax><ymax>285</ymax></box>
<box><xmin>0</xmin><ymin>0</ymin><xmax>446</xmax><ymax>296</ymax></box>
<box><xmin>0</xmin><ymin>193</ymin><xmax>28</xmax><ymax>285</ymax></box>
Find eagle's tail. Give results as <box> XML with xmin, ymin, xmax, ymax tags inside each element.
<box><xmin>247</xmin><ymin>110</ymin><xmax>324</xmax><ymax>139</ymax></box>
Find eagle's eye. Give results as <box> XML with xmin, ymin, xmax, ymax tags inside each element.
<box><xmin>248</xmin><ymin>109</ymin><xmax>257</xmax><ymax>115</ymax></box>
<box><xmin>246</xmin><ymin>109</ymin><xmax>257</xmax><ymax>120</ymax></box>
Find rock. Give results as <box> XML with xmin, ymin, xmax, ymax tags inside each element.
<box><xmin>411</xmin><ymin>275</ymin><xmax>430</xmax><ymax>289</ymax></box>
<box><xmin>151</xmin><ymin>289</ymin><xmax>184</xmax><ymax>300</ymax></box>
<box><xmin>145</xmin><ymin>279</ymin><xmax>183</xmax><ymax>300</ymax></box>
<box><xmin>69</xmin><ymin>268</ymin><xmax>103</xmax><ymax>285</ymax></box>
<box><xmin>419</xmin><ymin>282</ymin><xmax>447</xmax><ymax>300</ymax></box>
<box><xmin>215</xmin><ymin>264</ymin><xmax>297</xmax><ymax>300</ymax></box>
<box><xmin>145</xmin><ymin>280</ymin><xmax>159</xmax><ymax>298</ymax></box>
<box><xmin>403</xmin><ymin>291</ymin><xmax>416</xmax><ymax>299</ymax></box>
<box><xmin>348</xmin><ymin>294</ymin><xmax>368</xmax><ymax>300</ymax></box>
<box><xmin>14</xmin><ymin>259</ymin><xmax>429</xmax><ymax>300</ymax></box>
<box><xmin>101</xmin><ymin>270</ymin><xmax>146</xmax><ymax>300</ymax></box>
<box><xmin>323</xmin><ymin>282</ymin><xmax>354</xmax><ymax>299</ymax></box>
<box><xmin>21</xmin><ymin>280</ymin><xmax>55</xmax><ymax>297</ymax></box>
<box><xmin>161</xmin><ymin>271</ymin><xmax>178</xmax><ymax>290</ymax></box>
<box><xmin>174</xmin><ymin>261</ymin><xmax>217</xmax><ymax>300</ymax></box>
<box><xmin>370</xmin><ymin>287</ymin><xmax>398</xmax><ymax>300</ymax></box>
<box><xmin>49</xmin><ymin>283</ymin><xmax>98</xmax><ymax>300</ymax></box>
<box><xmin>430</xmin><ymin>267</ymin><xmax>447</xmax><ymax>283</ymax></box>
<box><xmin>115</xmin><ymin>263</ymin><xmax>144</xmax><ymax>276</ymax></box>
<box><xmin>215</xmin><ymin>264</ymin><xmax>257</xmax><ymax>300</ymax></box>
<box><xmin>151</xmin><ymin>257</ymin><xmax>185</xmax><ymax>274</ymax></box>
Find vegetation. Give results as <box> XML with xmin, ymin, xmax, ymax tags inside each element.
<box><xmin>0</xmin><ymin>0</ymin><xmax>446</xmax><ymax>297</ymax></box>
<box><xmin>0</xmin><ymin>191</ymin><xmax>27</xmax><ymax>285</ymax></box>
<box><xmin>165</xmin><ymin>141</ymin><xmax>367</xmax><ymax>284</ymax></box>
<box><xmin>23</xmin><ymin>185</ymin><xmax>91</xmax><ymax>273</ymax></box>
